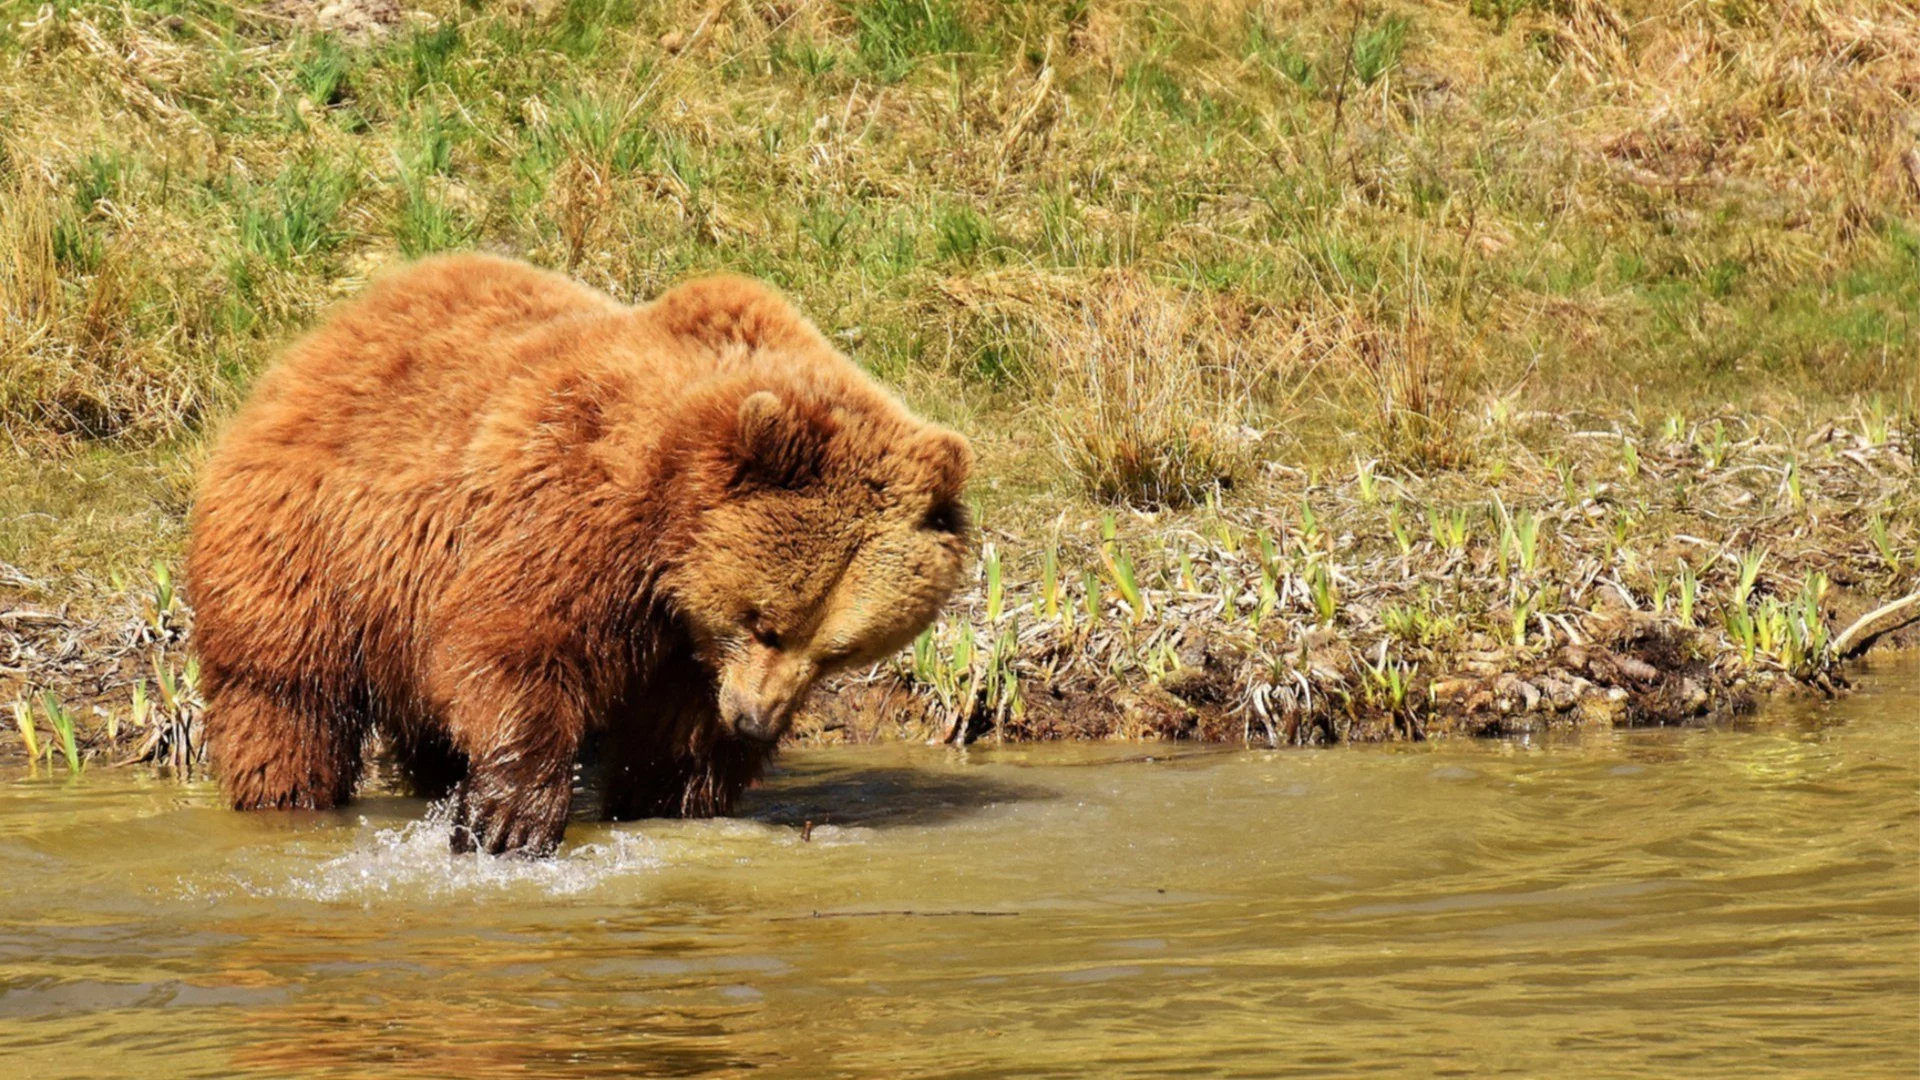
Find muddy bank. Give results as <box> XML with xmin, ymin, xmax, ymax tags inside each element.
<box><xmin>799</xmin><ymin>410</ymin><xmax>1918</xmax><ymax>746</ymax></box>
<box><xmin>1</xmin><ymin>411</ymin><xmax>1916</xmax><ymax>771</ymax></box>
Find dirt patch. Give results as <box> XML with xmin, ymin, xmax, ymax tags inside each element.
<box><xmin>263</xmin><ymin>0</ymin><xmax>405</xmax><ymax>40</ymax></box>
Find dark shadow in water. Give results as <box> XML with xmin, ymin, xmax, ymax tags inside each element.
<box><xmin>733</xmin><ymin>764</ymin><xmax>1057</xmax><ymax>829</ymax></box>
<box><xmin>365</xmin><ymin>738</ymin><xmax>1058</xmax><ymax>831</ymax></box>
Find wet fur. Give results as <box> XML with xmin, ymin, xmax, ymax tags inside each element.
<box><xmin>188</xmin><ymin>254</ymin><xmax>969</xmax><ymax>855</ymax></box>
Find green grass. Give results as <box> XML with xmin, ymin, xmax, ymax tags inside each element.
<box><xmin>0</xmin><ymin>0</ymin><xmax>1914</xmax><ymax>597</ymax></box>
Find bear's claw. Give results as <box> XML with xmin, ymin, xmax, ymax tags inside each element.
<box><xmin>450</xmin><ymin>779</ymin><xmax>569</xmax><ymax>857</ymax></box>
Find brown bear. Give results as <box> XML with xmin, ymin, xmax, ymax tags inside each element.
<box><xmin>187</xmin><ymin>254</ymin><xmax>972</xmax><ymax>856</ymax></box>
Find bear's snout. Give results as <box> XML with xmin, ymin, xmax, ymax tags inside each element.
<box><xmin>718</xmin><ymin>652</ymin><xmax>817</xmax><ymax>745</ymax></box>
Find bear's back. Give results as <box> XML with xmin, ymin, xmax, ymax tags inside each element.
<box><xmin>218</xmin><ymin>254</ymin><xmax>624</xmax><ymax>482</ymax></box>
<box><xmin>190</xmin><ymin>256</ymin><xmax>641</xmax><ymax>668</ymax></box>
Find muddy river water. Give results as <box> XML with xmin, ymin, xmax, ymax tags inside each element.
<box><xmin>2</xmin><ymin>660</ymin><xmax>1915</xmax><ymax>1078</ymax></box>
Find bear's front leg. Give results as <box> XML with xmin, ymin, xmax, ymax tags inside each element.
<box><xmin>437</xmin><ymin>650</ymin><xmax>589</xmax><ymax>857</ymax></box>
<box><xmin>450</xmin><ymin>745</ymin><xmax>577</xmax><ymax>856</ymax></box>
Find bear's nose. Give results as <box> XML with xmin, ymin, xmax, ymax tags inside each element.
<box><xmin>733</xmin><ymin>707</ymin><xmax>785</xmax><ymax>745</ymax></box>
<box><xmin>720</xmin><ymin>684</ymin><xmax>799</xmax><ymax>745</ymax></box>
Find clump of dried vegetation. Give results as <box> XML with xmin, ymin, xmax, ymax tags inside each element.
<box><xmin>0</xmin><ymin>0</ymin><xmax>1915</xmax><ymax>764</ymax></box>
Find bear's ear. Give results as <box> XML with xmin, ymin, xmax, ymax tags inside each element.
<box><xmin>732</xmin><ymin>391</ymin><xmax>821</xmax><ymax>489</ymax></box>
<box><xmin>653</xmin><ymin>276</ymin><xmax>823</xmax><ymax>356</ymax></box>
<box><xmin>906</xmin><ymin>426</ymin><xmax>972</xmax><ymax>503</ymax></box>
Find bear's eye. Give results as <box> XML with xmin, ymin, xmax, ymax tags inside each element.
<box><xmin>921</xmin><ymin>500</ymin><xmax>967</xmax><ymax>536</ymax></box>
<box><xmin>743</xmin><ymin>609</ymin><xmax>782</xmax><ymax>648</ymax></box>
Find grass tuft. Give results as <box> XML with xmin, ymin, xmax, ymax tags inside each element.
<box><xmin>1033</xmin><ymin>275</ymin><xmax>1273</xmax><ymax>508</ymax></box>
<box><xmin>851</xmin><ymin>0</ymin><xmax>975</xmax><ymax>81</ymax></box>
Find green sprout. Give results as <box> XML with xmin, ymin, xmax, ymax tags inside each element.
<box><xmin>148</xmin><ymin>561</ymin><xmax>178</xmax><ymax>635</ymax></box>
<box><xmin>982</xmin><ymin>620</ymin><xmax>1022</xmax><ymax>737</ymax></box>
<box><xmin>1698</xmin><ymin>419</ymin><xmax>1732</xmax><ymax>469</ymax></box>
<box><xmin>1354</xmin><ymin>456</ymin><xmax>1379</xmax><ymax>504</ymax></box>
<box><xmin>1428</xmin><ymin>506</ymin><xmax>1468</xmax><ymax>552</ymax></box>
<box><xmin>1256</xmin><ymin>528</ymin><xmax>1280</xmax><ymax>576</ymax></box>
<box><xmin>1367</xmin><ymin>651</ymin><xmax>1417</xmax><ymax>715</ymax></box>
<box><xmin>1040</xmin><ymin>545</ymin><xmax>1061</xmax><ymax>619</ymax></box>
<box><xmin>1298</xmin><ymin>500</ymin><xmax>1322</xmax><ymax>548</ymax></box>
<box><xmin>41</xmin><ymin>692</ymin><xmax>81</xmax><ymax>775</ymax></box>
<box><xmin>1509</xmin><ymin>589</ymin><xmax>1534</xmax><ymax>648</ymax></box>
<box><xmin>1780</xmin><ymin>572</ymin><xmax>1833</xmax><ymax>679</ymax></box>
<box><xmin>1213</xmin><ymin>516</ymin><xmax>1236</xmax><ymax>554</ymax></box>
<box><xmin>1733</xmin><ymin>548</ymin><xmax>1767</xmax><ymax>608</ymax></box>
<box><xmin>1609</xmin><ymin>509</ymin><xmax>1635</xmax><ymax>552</ymax></box>
<box><xmin>1868</xmin><ymin>515</ymin><xmax>1900</xmax><ymax>572</ymax></box>
<box><xmin>12</xmin><ymin>697</ymin><xmax>40</xmax><ymax>764</ymax></box>
<box><xmin>951</xmin><ymin>625</ymin><xmax>975</xmax><ymax>673</ymax></box>
<box><xmin>1725</xmin><ymin>604</ymin><xmax>1758</xmax><ymax>665</ymax></box>
<box><xmin>1514</xmin><ymin>509</ymin><xmax>1541</xmax><ymax>572</ymax></box>
<box><xmin>1101</xmin><ymin>544</ymin><xmax>1147</xmax><ymax>625</ymax></box>
<box><xmin>1253</xmin><ymin>568</ymin><xmax>1278</xmax><ymax>629</ymax></box>
<box><xmin>1387</xmin><ymin>504</ymin><xmax>1413</xmax><ymax>557</ymax></box>
<box><xmin>1307</xmin><ymin>560</ymin><xmax>1338</xmax><ymax>627</ymax></box>
<box><xmin>1754</xmin><ymin>597</ymin><xmax>1782</xmax><ymax>656</ymax></box>
<box><xmin>1860</xmin><ymin>395</ymin><xmax>1892</xmax><ymax>446</ymax></box>
<box><xmin>983</xmin><ymin>543</ymin><xmax>1004</xmax><ymax>623</ymax></box>
<box><xmin>1676</xmin><ymin>560</ymin><xmax>1700</xmax><ymax>628</ymax></box>
<box><xmin>1494</xmin><ymin>497</ymin><xmax>1543</xmax><ymax>575</ymax></box>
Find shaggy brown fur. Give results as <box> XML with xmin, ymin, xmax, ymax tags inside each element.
<box><xmin>188</xmin><ymin>254</ymin><xmax>972</xmax><ymax>855</ymax></box>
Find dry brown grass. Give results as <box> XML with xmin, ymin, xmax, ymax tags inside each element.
<box><xmin>1346</xmin><ymin>298</ymin><xmax>1479</xmax><ymax>473</ymax></box>
<box><xmin>1039</xmin><ymin>277</ymin><xmax>1266</xmax><ymax>507</ymax></box>
<box><xmin>0</xmin><ymin>166</ymin><xmax>214</xmax><ymax>445</ymax></box>
<box><xmin>937</xmin><ymin>270</ymin><xmax>1302</xmax><ymax>506</ymax></box>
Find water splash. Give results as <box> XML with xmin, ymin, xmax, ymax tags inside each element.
<box><xmin>244</xmin><ymin>804</ymin><xmax>665</xmax><ymax>904</ymax></box>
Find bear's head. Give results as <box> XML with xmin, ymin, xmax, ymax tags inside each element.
<box><xmin>664</xmin><ymin>386</ymin><xmax>973</xmax><ymax>745</ymax></box>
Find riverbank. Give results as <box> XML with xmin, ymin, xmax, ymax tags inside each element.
<box><xmin>3</xmin><ymin>404</ymin><xmax>1914</xmax><ymax>774</ymax></box>
<box><xmin>803</xmin><ymin>407</ymin><xmax>1919</xmax><ymax>747</ymax></box>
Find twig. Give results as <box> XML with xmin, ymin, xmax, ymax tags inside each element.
<box><xmin>1833</xmin><ymin>591</ymin><xmax>1920</xmax><ymax>660</ymax></box>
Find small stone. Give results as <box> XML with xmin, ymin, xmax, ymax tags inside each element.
<box><xmin>1682</xmin><ymin>679</ymin><xmax>1709</xmax><ymax>713</ymax></box>
<box><xmin>1494</xmin><ymin>674</ymin><xmax>1542</xmax><ymax>713</ymax></box>
<box><xmin>1515</xmin><ymin>679</ymin><xmax>1541</xmax><ymax>712</ymax></box>
<box><xmin>1575</xmin><ymin>693</ymin><xmax>1622</xmax><ymax>726</ymax></box>
<box><xmin>1541</xmin><ymin>674</ymin><xmax>1580</xmax><ymax>711</ymax></box>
